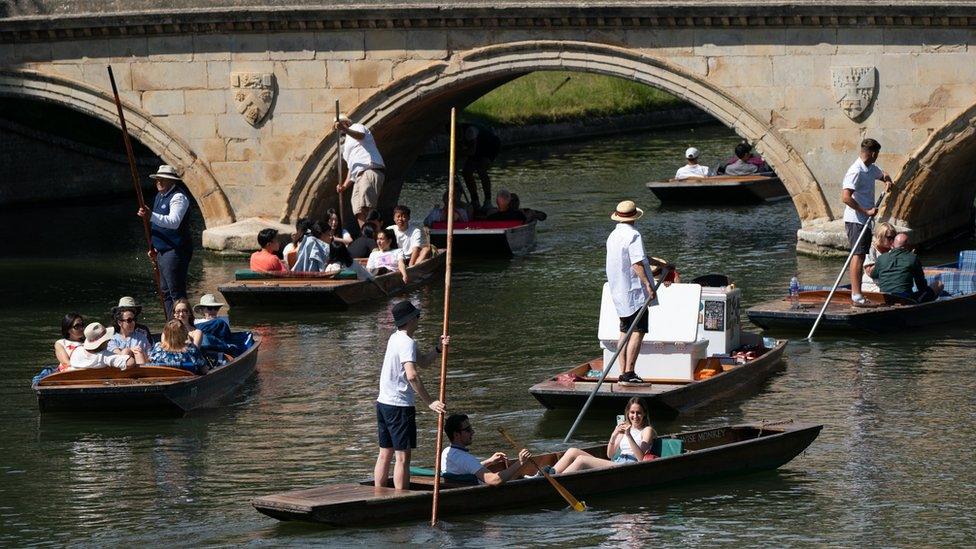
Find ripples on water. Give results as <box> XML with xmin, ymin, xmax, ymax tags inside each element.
<box><xmin>2</xmin><ymin>125</ymin><xmax>975</xmax><ymax>545</ymax></box>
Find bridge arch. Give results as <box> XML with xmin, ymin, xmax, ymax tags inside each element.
<box><xmin>0</xmin><ymin>69</ymin><xmax>235</xmax><ymax>227</ymax></box>
<box><xmin>287</xmin><ymin>40</ymin><xmax>832</xmax><ymax>225</ymax></box>
<box><xmin>888</xmin><ymin>102</ymin><xmax>976</xmax><ymax>245</ymax></box>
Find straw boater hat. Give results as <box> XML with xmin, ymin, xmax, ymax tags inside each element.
<box><xmin>149</xmin><ymin>165</ymin><xmax>182</xmax><ymax>181</ymax></box>
<box><xmin>193</xmin><ymin>294</ymin><xmax>226</xmax><ymax>314</ymax></box>
<box><xmin>111</xmin><ymin>296</ymin><xmax>142</xmax><ymax>317</ymax></box>
<box><xmin>610</xmin><ymin>200</ymin><xmax>644</xmax><ymax>223</ymax></box>
<box><xmin>392</xmin><ymin>301</ymin><xmax>421</xmax><ymax>328</ymax></box>
<box><xmin>82</xmin><ymin>322</ymin><xmax>115</xmax><ymax>351</ymax></box>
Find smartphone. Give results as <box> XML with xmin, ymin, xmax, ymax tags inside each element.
<box><xmin>616</xmin><ymin>414</ymin><xmax>625</xmax><ymax>424</ymax></box>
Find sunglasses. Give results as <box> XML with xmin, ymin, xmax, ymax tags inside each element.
<box><xmin>70</xmin><ymin>323</ymin><xmax>84</xmax><ymax>329</ymax></box>
<box><xmin>120</xmin><ymin>318</ymin><xmax>136</xmax><ymax>324</ymax></box>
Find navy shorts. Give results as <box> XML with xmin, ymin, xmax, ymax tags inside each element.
<box><xmin>376</xmin><ymin>402</ymin><xmax>417</xmax><ymax>450</ymax></box>
<box><xmin>845</xmin><ymin>222</ymin><xmax>872</xmax><ymax>256</ymax></box>
<box><xmin>619</xmin><ymin>308</ymin><xmax>649</xmax><ymax>333</ymax></box>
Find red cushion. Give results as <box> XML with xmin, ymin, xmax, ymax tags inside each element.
<box><xmin>430</xmin><ymin>220</ymin><xmax>525</xmax><ymax>230</ymax></box>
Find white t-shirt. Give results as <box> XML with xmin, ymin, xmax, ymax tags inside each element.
<box><xmin>675</xmin><ymin>164</ymin><xmax>710</xmax><ymax>179</ymax></box>
<box><xmin>366</xmin><ymin>248</ymin><xmax>404</xmax><ymax>272</ymax></box>
<box><xmin>342</xmin><ymin>123</ymin><xmax>385</xmax><ymax>179</ymax></box>
<box><xmin>842</xmin><ymin>157</ymin><xmax>885</xmax><ymax>224</ymax></box>
<box><xmin>606</xmin><ymin>223</ymin><xmax>652</xmax><ymax>317</ymax></box>
<box><xmin>388</xmin><ymin>223</ymin><xmax>427</xmax><ymax>260</ymax></box>
<box><xmin>440</xmin><ymin>445</ymin><xmax>486</xmax><ymax>484</ymax></box>
<box><xmin>377</xmin><ymin>329</ymin><xmax>417</xmax><ymax>407</ymax></box>
<box><xmin>69</xmin><ymin>348</ymin><xmax>130</xmax><ymax>370</ymax></box>
<box><xmin>862</xmin><ymin>245</ymin><xmax>881</xmax><ymax>292</ymax></box>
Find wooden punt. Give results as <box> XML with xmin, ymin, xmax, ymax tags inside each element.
<box><xmin>428</xmin><ymin>220</ymin><xmax>537</xmax><ymax>256</ymax></box>
<box><xmin>646</xmin><ymin>175</ymin><xmax>789</xmax><ymax>204</ymax></box>
<box><xmin>746</xmin><ymin>289</ymin><xmax>976</xmax><ymax>333</ymax></box>
<box><xmin>217</xmin><ymin>249</ymin><xmax>446</xmax><ymax>309</ymax></box>
<box><xmin>33</xmin><ymin>338</ymin><xmax>260</xmax><ymax>414</ymax></box>
<box><xmin>528</xmin><ymin>332</ymin><xmax>786</xmax><ymax>416</ymax></box>
<box><xmin>252</xmin><ymin>421</ymin><xmax>821</xmax><ymax>526</ymax></box>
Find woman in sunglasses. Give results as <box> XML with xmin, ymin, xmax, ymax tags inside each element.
<box><xmin>108</xmin><ymin>307</ymin><xmax>152</xmax><ymax>356</ymax></box>
<box><xmin>172</xmin><ymin>298</ymin><xmax>203</xmax><ymax>347</ymax></box>
<box><xmin>55</xmin><ymin>313</ymin><xmax>86</xmax><ymax>371</ymax></box>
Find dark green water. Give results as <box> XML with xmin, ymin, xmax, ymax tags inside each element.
<box><xmin>2</xmin><ymin>126</ymin><xmax>975</xmax><ymax>546</ymax></box>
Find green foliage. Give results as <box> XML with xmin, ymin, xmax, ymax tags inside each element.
<box><xmin>464</xmin><ymin>71</ymin><xmax>684</xmax><ymax>126</ymax></box>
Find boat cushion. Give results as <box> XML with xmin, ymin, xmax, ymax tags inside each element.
<box><xmin>234</xmin><ymin>268</ymin><xmax>357</xmax><ymax>280</ymax></box>
<box><xmin>958</xmin><ymin>250</ymin><xmax>976</xmax><ymax>272</ymax></box>
<box><xmin>936</xmin><ymin>271</ymin><xmax>976</xmax><ymax>295</ymax></box>
<box><xmin>430</xmin><ymin>220</ymin><xmax>524</xmax><ymax>230</ymax></box>
<box><xmin>651</xmin><ymin>438</ymin><xmax>683</xmax><ymax>458</ymax></box>
<box><xmin>409</xmin><ymin>466</ymin><xmax>478</xmax><ymax>484</ymax></box>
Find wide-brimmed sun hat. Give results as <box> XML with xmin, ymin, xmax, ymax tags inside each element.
<box><xmin>610</xmin><ymin>200</ymin><xmax>644</xmax><ymax>223</ymax></box>
<box><xmin>82</xmin><ymin>322</ymin><xmax>115</xmax><ymax>351</ymax></box>
<box><xmin>392</xmin><ymin>301</ymin><xmax>421</xmax><ymax>327</ymax></box>
<box><xmin>149</xmin><ymin>164</ymin><xmax>182</xmax><ymax>181</ymax></box>
<box><xmin>111</xmin><ymin>296</ymin><xmax>142</xmax><ymax>317</ymax></box>
<box><xmin>193</xmin><ymin>294</ymin><xmax>226</xmax><ymax>314</ymax></box>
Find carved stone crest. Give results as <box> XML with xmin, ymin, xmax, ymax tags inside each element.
<box><xmin>831</xmin><ymin>66</ymin><xmax>877</xmax><ymax>120</ymax></box>
<box><xmin>231</xmin><ymin>72</ymin><xmax>275</xmax><ymax>126</ymax></box>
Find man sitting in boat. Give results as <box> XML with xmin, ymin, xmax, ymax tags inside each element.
<box><xmin>347</xmin><ymin>224</ymin><xmax>377</xmax><ymax>259</ymax></box>
<box><xmin>718</xmin><ymin>143</ymin><xmax>769</xmax><ymax>175</ymax></box>
<box><xmin>367</xmin><ymin>228</ymin><xmax>409</xmax><ymax>284</ymax></box>
<box><xmin>441</xmin><ymin>413</ymin><xmax>529</xmax><ymax>486</ymax></box>
<box><xmin>423</xmin><ymin>190</ymin><xmax>470</xmax><ymax>227</ymax></box>
<box><xmin>485</xmin><ymin>188</ymin><xmax>527</xmax><ymax>223</ymax></box>
<box><xmin>674</xmin><ymin>147</ymin><xmax>711</xmax><ymax>180</ymax></box>
<box><xmin>547</xmin><ymin>397</ymin><xmax>655</xmax><ymax>474</ymax></box>
<box><xmin>873</xmin><ymin>233</ymin><xmax>944</xmax><ymax>303</ymax></box>
<box><xmin>69</xmin><ymin>322</ymin><xmax>145</xmax><ymax>370</ymax></box>
<box><xmin>388</xmin><ymin>205</ymin><xmax>430</xmax><ymax>266</ymax></box>
<box><xmin>193</xmin><ymin>294</ymin><xmax>244</xmax><ymax>357</ymax></box>
<box><xmin>250</xmin><ymin>228</ymin><xmax>286</xmax><ymax>272</ymax></box>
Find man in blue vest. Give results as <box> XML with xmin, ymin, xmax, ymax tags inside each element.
<box><xmin>137</xmin><ymin>165</ymin><xmax>193</xmax><ymax>317</ymax></box>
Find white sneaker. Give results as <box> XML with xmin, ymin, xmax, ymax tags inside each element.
<box><xmin>851</xmin><ymin>294</ymin><xmax>870</xmax><ymax>305</ymax></box>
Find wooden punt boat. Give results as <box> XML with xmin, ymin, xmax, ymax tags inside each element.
<box><xmin>746</xmin><ymin>288</ymin><xmax>976</xmax><ymax>333</ymax></box>
<box><xmin>428</xmin><ymin>220</ymin><xmax>536</xmax><ymax>256</ymax></box>
<box><xmin>646</xmin><ymin>175</ymin><xmax>789</xmax><ymax>204</ymax></box>
<box><xmin>252</xmin><ymin>421</ymin><xmax>821</xmax><ymax>526</ymax></box>
<box><xmin>528</xmin><ymin>332</ymin><xmax>786</xmax><ymax>416</ymax></box>
<box><xmin>33</xmin><ymin>338</ymin><xmax>260</xmax><ymax>414</ymax></box>
<box><xmin>217</xmin><ymin>249</ymin><xmax>446</xmax><ymax>309</ymax></box>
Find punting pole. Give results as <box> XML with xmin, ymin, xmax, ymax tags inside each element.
<box><xmin>107</xmin><ymin>66</ymin><xmax>168</xmax><ymax>320</ymax></box>
<box><xmin>335</xmin><ymin>100</ymin><xmax>345</xmax><ymax>230</ymax></box>
<box><xmin>806</xmin><ymin>191</ymin><xmax>886</xmax><ymax>340</ymax></box>
<box><xmin>431</xmin><ymin>107</ymin><xmax>458</xmax><ymax>527</ymax></box>
<box><xmin>563</xmin><ymin>267</ymin><xmax>672</xmax><ymax>443</ymax></box>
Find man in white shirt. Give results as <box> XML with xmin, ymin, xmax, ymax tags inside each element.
<box><xmin>675</xmin><ymin>147</ymin><xmax>710</xmax><ymax>180</ymax></box>
<box><xmin>841</xmin><ymin>138</ymin><xmax>894</xmax><ymax>305</ymax></box>
<box><xmin>374</xmin><ymin>301</ymin><xmax>447</xmax><ymax>490</ymax></box>
<box><xmin>70</xmin><ymin>322</ymin><xmax>144</xmax><ymax>370</ymax></box>
<box><xmin>605</xmin><ymin>200</ymin><xmax>668</xmax><ymax>384</ymax></box>
<box><xmin>440</xmin><ymin>414</ymin><xmax>529</xmax><ymax>485</ymax></box>
<box><xmin>335</xmin><ymin>115</ymin><xmax>386</xmax><ymax>231</ymax></box>
<box><xmin>388</xmin><ymin>205</ymin><xmax>430</xmax><ymax>266</ymax></box>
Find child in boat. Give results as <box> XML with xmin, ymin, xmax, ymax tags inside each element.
<box><xmin>250</xmin><ymin>228</ymin><xmax>286</xmax><ymax>272</ymax></box>
<box><xmin>69</xmin><ymin>322</ymin><xmax>145</xmax><ymax>370</ymax></box>
<box><xmin>441</xmin><ymin>413</ymin><xmax>530</xmax><ymax>485</ymax></box>
<box><xmin>149</xmin><ymin>319</ymin><xmax>207</xmax><ymax>374</ymax></box>
<box><xmin>366</xmin><ymin>228</ymin><xmax>408</xmax><ymax>284</ymax></box>
<box><xmin>388</xmin><ymin>205</ymin><xmax>430</xmax><ymax>266</ymax></box>
<box><xmin>548</xmin><ymin>397</ymin><xmax>655</xmax><ymax>474</ymax></box>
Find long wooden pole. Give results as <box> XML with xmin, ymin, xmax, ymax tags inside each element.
<box><xmin>335</xmin><ymin>100</ymin><xmax>345</xmax><ymax>230</ymax></box>
<box><xmin>806</xmin><ymin>191</ymin><xmax>886</xmax><ymax>340</ymax></box>
<box><xmin>431</xmin><ymin>108</ymin><xmax>458</xmax><ymax>527</ymax></box>
<box><xmin>107</xmin><ymin>66</ymin><xmax>168</xmax><ymax>319</ymax></box>
<box><xmin>498</xmin><ymin>428</ymin><xmax>586</xmax><ymax>512</ymax></box>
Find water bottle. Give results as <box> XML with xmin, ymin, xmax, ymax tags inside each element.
<box><xmin>789</xmin><ymin>275</ymin><xmax>800</xmax><ymax>309</ymax></box>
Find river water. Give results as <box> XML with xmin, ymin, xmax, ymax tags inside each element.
<box><xmin>2</xmin><ymin>125</ymin><xmax>975</xmax><ymax>546</ymax></box>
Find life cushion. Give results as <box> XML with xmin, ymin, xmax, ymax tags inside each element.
<box><xmin>430</xmin><ymin>220</ymin><xmax>525</xmax><ymax>230</ymax></box>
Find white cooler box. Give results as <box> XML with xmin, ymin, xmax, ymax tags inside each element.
<box><xmin>598</xmin><ymin>283</ymin><xmax>708</xmax><ymax>382</ymax></box>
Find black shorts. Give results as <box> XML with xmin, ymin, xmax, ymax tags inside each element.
<box><xmin>619</xmin><ymin>308</ymin><xmax>649</xmax><ymax>333</ymax></box>
<box><xmin>376</xmin><ymin>402</ymin><xmax>417</xmax><ymax>450</ymax></box>
<box><xmin>845</xmin><ymin>222</ymin><xmax>872</xmax><ymax>255</ymax></box>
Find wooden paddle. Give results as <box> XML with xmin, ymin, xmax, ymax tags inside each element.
<box><xmin>498</xmin><ymin>428</ymin><xmax>586</xmax><ymax>512</ymax></box>
<box><xmin>431</xmin><ymin>107</ymin><xmax>459</xmax><ymax>527</ymax></box>
<box><xmin>107</xmin><ymin>66</ymin><xmax>168</xmax><ymax>319</ymax></box>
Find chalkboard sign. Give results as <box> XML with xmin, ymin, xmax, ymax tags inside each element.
<box><xmin>703</xmin><ymin>300</ymin><xmax>725</xmax><ymax>331</ymax></box>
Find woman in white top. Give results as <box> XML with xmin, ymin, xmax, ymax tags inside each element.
<box><xmin>366</xmin><ymin>228</ymin><xmax>408</xmax><ymax>284</ymax></box>
<box><xmin>862</xmin><ymin>221</ymin><xmax>896</xmax><ymax>293</ymax></box>
<box><xmin>327</xmin><ymin>208</ymin><xmax>353</xmax><ymax>245</ymax></box>
<box><xmin>55</xmin><ymin>313</ymin><xmax>86</xmax><ymax>370</ymax></box>
<box><xmin>549</xmin><ymin>397</ymin><xmax>655</xmax><ymax>474</ymax></box>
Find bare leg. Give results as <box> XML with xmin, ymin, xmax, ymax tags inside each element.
<box><xmin>374</xmin><ymin>447</ymin><xmax>394</xmax><ymax>488</ymax></box>
<box><xmin>552</xmin><ymin>447</ymin><xmax>589</xmax><ymax>473</ymax></box>
<box><xmin>625</xmin><ymin>330</ymin><xmax>645</xmax><ymax>374</ymax></box>
<box><xmin>850</xmin><ymin>254</ymin><xmax>865</xmax><ymax>295</ymax></box>
<box><xmin>393</xmin><ymin>449</ymin><xmax>412</xmax><ymax>490</ymax></box>
<box><xmin>616</xmin><ymin>332</ymin><xmax>630</xmax><ymax>375</ymax></box>
<box><xmin>562</xmin><ymin>454</ymin><xmax>615</xmax><ymax>474</ymax></box>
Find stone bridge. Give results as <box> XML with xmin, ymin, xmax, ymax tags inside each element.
<box><xmin>2</xmin><ymin>2</ymin><xmax>976</xmax><ymax>253</ymax></box>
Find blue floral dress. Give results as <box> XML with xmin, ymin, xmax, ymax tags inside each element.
<box><xmin>149</xmin><ymin>342</ymin><xmax>207</xmax><ymax>374</ymax></box>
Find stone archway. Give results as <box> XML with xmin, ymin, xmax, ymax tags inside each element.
<box><xmin>0</xmin><ymin>69</ymin><xmax>235</xmax><ymax>227</ymax></box>
<box><xmin>888</xmin><ymin>102</ymin><xmax>976</xmax><ymax>245</ymax></box>
<box><xmin>286</xmin><ymin>40</ymin><xmax>832</xmax><ymax>225</ymax></box>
